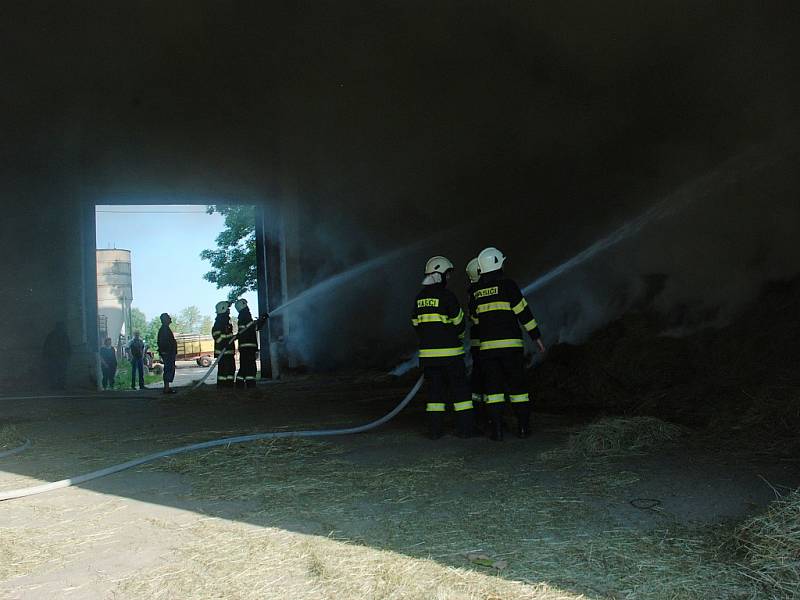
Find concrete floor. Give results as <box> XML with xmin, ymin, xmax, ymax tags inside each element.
<box><xmin>1</xmin><ymin>374</ymin><xmax>798</xmax><ymax>598</ymax></box>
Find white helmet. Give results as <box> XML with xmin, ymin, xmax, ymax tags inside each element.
<box><xmin>234</xmin><ymin>298</ymin><xmax>248</xmax><ymax>312</ymax></box>
<box><xmin>424</xmin><ymin>256</ymin><xmax>454</xmax><ymax>275</ymax></box>
<box><xmin>477</xmin><ymin>247</ymin><xmax>505</xmax><ymax>274</ymax></box>
<box><xmin>466</xmin><ymin>258</ymin><xmax>481</xmax><ymax>283</ymax></box>
<box><xmin>215</xmin><ymin>301</ymin><xmax>230</xmax><ymax>315</ymax></box>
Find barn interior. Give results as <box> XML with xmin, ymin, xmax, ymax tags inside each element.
<box><xmin>1</xmin><ymin>2</ymin><xmax>799</xmax><ymax>598</ymax></box>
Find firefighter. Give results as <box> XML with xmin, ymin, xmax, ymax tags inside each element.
<box><xmin>234</xmin><ymin>298</ymin><xmax>258</xmax><ymax>388</ymax></box>
<box><xmin>412</xmin><ymin>256</ymin><xmax>475</xmax><ymax>439</ymax></box>
<box><xmin>465</xmin><ymin>257</ymin><xmax>487</xmax><ymax>430</ymax></box>
<box><xmin>469</xmin><ymin>247</ymin><xmax>545</xmax><ymax>440</ymax></box>
<box><xmin>212</xmin><ymin>301</ymin><xmax>236</xmax><ymax>387</ymax></box>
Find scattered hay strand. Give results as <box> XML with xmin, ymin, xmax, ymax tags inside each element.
<box><xmin>567</xmin><ymin>416</ymin><xmax>686</xmax><ymax>456</ymax></box>
<box><xmin>0</xmin><ymin>425</ymin><xmax>25</xmax><ymax>451</ymax></box>
<box><xmin>733</xmin><ymin>487</ymin><xmax>800</xmax><ymax>597</ymax></box>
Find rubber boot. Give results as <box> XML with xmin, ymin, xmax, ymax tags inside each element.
<box><xmin>514</xmin><ymin>404</ymin><xmax>531</xmax><ymax>439</ymax></box>
<box><xmin>472</xmin><ymin>396</ymin><xmax>487</xmax><ymax>433</ymax></box>
<box><xmin>427</xmin><ymin>412</ymin><xmax>444</xmax><ymax>440</ymax></box>
<box><xmin>488</xmin><ymin>418</ymin><xmax>503</xmax><ymax>441</ymax></box>
<box><xmin>246</xmin><ymin>380</ymin><xmax>257</xmax><ymax>389</ymax></box>
<box><xmin>455</xmin><ymin>409</ymin><xmax>477</xmax><ymax>438</ymax></box>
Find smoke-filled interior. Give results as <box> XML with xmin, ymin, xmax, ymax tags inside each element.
<box><xmin>1</xmin><ymin>2</ymin><xmax>799</xmax><ymax>599</ymax></box>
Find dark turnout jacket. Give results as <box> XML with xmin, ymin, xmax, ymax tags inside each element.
<box><xmin>411</xmin><ymin>282</ymin><xmax>466</xmax><ymax>365</ymax></box>
<box><xmin>212</xmin><ymin>314</ymin><xmax>235</xmax><ymax>356</ymax></box>
<box><xmin>237</xmin><ymin>308</ymin><xmax>258</xmax><ymax>350</ymax></box>
<box><xmin>468</xmin><ymin>269</ymin><xmax>541</xmax><ymax>353</ymax></box>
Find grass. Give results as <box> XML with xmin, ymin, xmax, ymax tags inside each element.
<box><xmin>110</xmin><ymin>358</ymin><xmax>162</xmax><ymax>389</ymax></box>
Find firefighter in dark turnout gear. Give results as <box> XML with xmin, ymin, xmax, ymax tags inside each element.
<box><xmin>470</xmin><ymin>247</ymin><xmax>545</xmax><ymax>440</ymax></box>
<box><xmin>465</xmin><ymin>257</ymin><xmax>487</xmax><ymax>429</ymax></box>
<box><xmin>212</xmin><ymin>301</ymin><xmax>236</xmax><ymax>387</ymax></box>
<box><xmin>412</xmin><ymin>256</ymin><xmax>475</xmax><ymax>439</ymax></box>
<box><xmin>234</xmin><ymin>298</ymin><xmax>258</xmax><ymax>388</ymax></box>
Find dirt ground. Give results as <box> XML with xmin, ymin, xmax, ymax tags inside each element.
<box><xmin>1</xmin><ymin>374</ymin><xmax>798</xmax><ymax>599</ymax></box>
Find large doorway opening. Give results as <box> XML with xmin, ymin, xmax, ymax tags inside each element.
<box><xmin>92</xmin><ymin>204</ymin><xmax>272</xmax><ymax>389</ymax></box>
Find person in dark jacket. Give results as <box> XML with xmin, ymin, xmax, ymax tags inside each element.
<box><xmin>234</xmin><ymin>298</ymin><xmax>259</xmax><ymax>388</ymax></box>
<box><xmin>412</xmin><ymin>256</ymin><xmax>475</xmax><ymax>439</ymax></box>
<box><xmin>157</xmin><ymin>312</ymin><xmax>178</xmax><ymax>394</ymax></box>
<box><xmin>99</xmin><ymin>337</ymin><xmax>117</xmax><ymax>390</ymax></box>
<box><xmin>469</xmin><ymin>247</ymin><xmax>545</xmax><ymax>440</ymax></box>
<box><xmin>127</xmin><ymin>330</ymin><xmax>147</xmax><ymax>390</ymax></box>
<box><xmin>43</xmin><ymin>321</ymin><xmax>71</xmax><ymax>390</ymax></box>
<box><xmin>212</xmin><ymin>301</ymin><xmax>236</xmax><ymax>387</ymax></box>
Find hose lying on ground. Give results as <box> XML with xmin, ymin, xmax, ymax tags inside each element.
<box><xmin>0</xmin><ymin>439</ymin><xmax>31</xmax><ymax>460</ymax></box>
<box><xmin>0</xmin><ymin>375</ymin><xmax>424</xmax><ymax>502</ymax></box>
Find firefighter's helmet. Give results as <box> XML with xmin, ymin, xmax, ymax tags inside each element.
<box><xmin>466</xmin><ymin>258</ymin><xmax>481</xmax><ymax>283</ymax></box>
<box><xmin>234</xmin><ymin>298</ymin><xmax>248</xmax><ymax>312</ymax></box>
<box><xmin>215</xmin><ymin>301</ymin><xmax>230</xmax><ymax>315</ymax></box>
<box><xmin>477</xmin><ymin>247</ymin><xmax>505</xmax><ymax>274</ymax></box>
<box><xmin>424</xmin><ymin>256</ymin><xmax>454</xmax><ymax>275</ymax></box>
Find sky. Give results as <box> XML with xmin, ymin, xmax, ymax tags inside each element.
<box><xmin>95</xmin><ymin>205</ymin><xmax>258</xmax><ymax>323</ymax></box>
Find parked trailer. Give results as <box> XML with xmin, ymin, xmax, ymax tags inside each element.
<box><xmin>174</xmin><ymin>333</ymin><xmax>216</xmax><ymax>367</ymax></box>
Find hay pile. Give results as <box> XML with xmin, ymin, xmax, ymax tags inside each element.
<box><xmin>566</xmin><ymin>416</ymin><xmax>685</xmax><ymax>456</ymax></box>
<box><xmin>733</xmin><ymin>488</ymin><xmax>800</xmax><ymax>597</ymax></box>
<box><xmin>0</xmin><ymin>425</ymin><xmax>25</xmax><ymax>451</ymax></box>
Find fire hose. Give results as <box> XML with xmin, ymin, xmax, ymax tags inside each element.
<box><xmin>0</xmin><ymin>316</ymin><xmax>425</xmax><ymax>501</ymax></box>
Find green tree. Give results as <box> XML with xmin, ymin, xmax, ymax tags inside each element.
<box><xmin>174</xmin><ymin>305</ymin><xmax>202</xmax><ymax>334</ymax></box>
<box><xmin>144</xmin><ymin>317</ymin><xmax>162</xmax><ymax>350</ymax></box>
<box><xmin>130</xmin><ymin>307</ymin><xmax>148</xmax><ymax>336</ymax></box>
<box><xmin>200</xmin><ymin>205</ymin><xmax>256</xmax><ymax>300</ymax></box>
<box><xmin>200</xmin><ymin>315</ymin><xmax>213</xmax><ymax>335</ymax></box>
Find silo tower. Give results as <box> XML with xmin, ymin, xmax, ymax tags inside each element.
<box><xmin>96</xmin><ymin>249</ymin><xmax>133</xmax><ymax>346</ymax></box>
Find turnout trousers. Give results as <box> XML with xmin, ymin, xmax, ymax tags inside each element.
<box><xmin>469</xmin><ymin>347</ymin><xmax>487</xmax><ymax>426</ymax></box>
<box><xmin>480</xmin><ymin>350</ymin><xmax>531</xmax><ymax>428</ymax></box>
<box><xmin>236</xmin><ymin>348</ymin><xmax>258</xmax><ymax>388</ymax></box>
<box><xmin>422</xmin><ymin>358</ymin><xmax>474</xmax><ymax>438</ymax></box>
<box><xmin>216</xmin><ymin>353</ymin><xmax>236</xmax><ymax>387</ymax></box>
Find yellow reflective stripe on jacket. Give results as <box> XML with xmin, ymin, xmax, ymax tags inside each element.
<box><xmin>470</xmin><ymin>315</ymin><xmax>479</xmax><ymax>325</ymax></box>
<box><xmin>485</xmin><ymin>393</ymin><xmax>505</xmax><ymax>404</ymax></box>
<box><xmin>414</xmin><ymin>311</ymin><xmax>463</xmax><ymax>326</ymax></box>
<box><xmin>418</xmin><ymin>347</ymin><xmax>465</xmax><ymax>358</ymax></box>
<box><xmin>509</xmin><ymin>393</ymin><xmax>530</xmax><ymax>403</ymax></box>
<box><xmin>239</xmin><ymin>343</ymin><xmax>258</xmax><ymax>348</ymax></box>
<box><xmin>523</xmin><ymin>318</ymin><xmax>538</xmax><ymax>331</ymax></box>
<box><xmin>415</xmin><ymin>313</ymin><xmax>449</xmax><ymax>323</ymax></box>
<box><xmin>453</xmin><ymin>400</ymin><xmax>474</xmax><ymax>412</ymax></box>
<box><xmin>479</xmin><ymin>338</ymin><xmax>524</xmax><ymax>350</ymax></box>
<box><xmin>476</xmin><ymin>301</ymin><xmax>512</xmax><ymax>314</ymax></box>
<box><xmin>470</xmin><ymin>338</ymin><xmax>480</xmax><ymax>347</ymax></box>
<box><xmin>512</xmin><ymin>298</ymin><xmax>528</xmax><ymax>314</ymax></box>
<box><xmin>426</xmin><ymin>403</ymin><xmax>446</xmax><ymax>412</ymax></box>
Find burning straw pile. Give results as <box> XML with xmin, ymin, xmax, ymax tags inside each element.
<box><xmin>733</xmin><ymin>488</ymin><xmax>800</xmax><ymax>598</ymax></box>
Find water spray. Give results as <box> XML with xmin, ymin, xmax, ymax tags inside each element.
<box><xmin>522</xmin><ymin>144</ymin><xmax>779</xmax><ymax>296</ymax></box>
<box><xmin>0</xmin><ymin>236</ymin><xmax>460</xmax><ymax>500</ymax></box>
